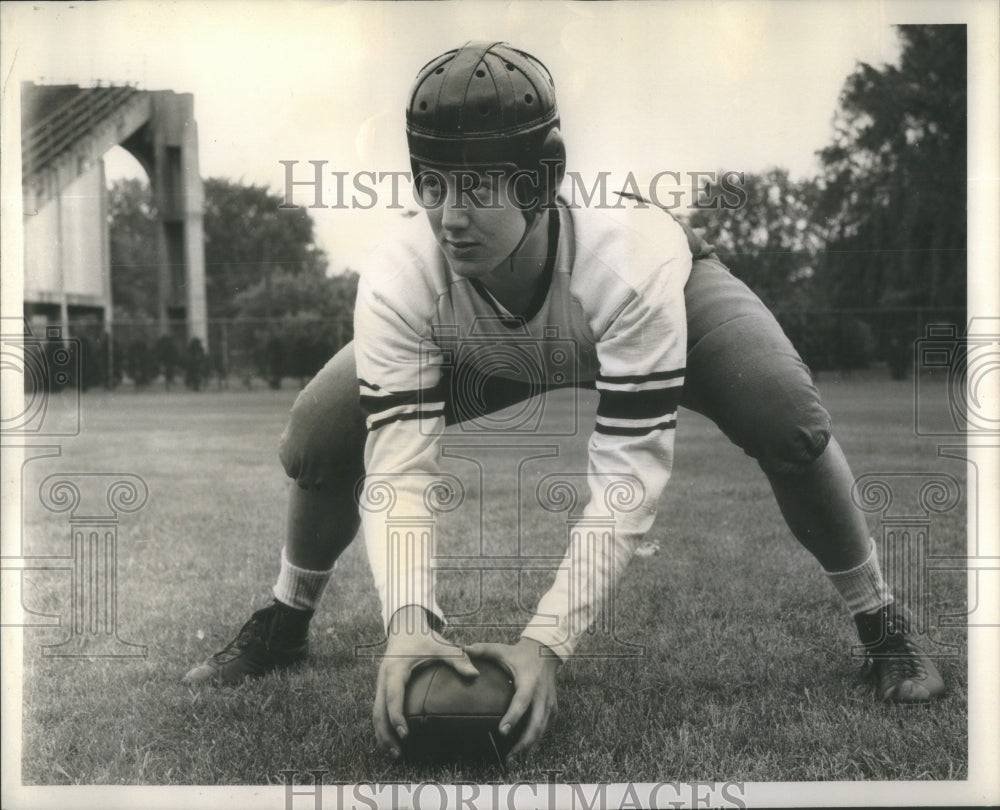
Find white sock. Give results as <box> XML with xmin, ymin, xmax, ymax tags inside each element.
<box><xmin>272</xmin><ymin>546</ymin><xmax>334</xmax><ymax>612</ymax></box>
<box><xmin>825</xmin><ymin>539</ymin><xmax>893</xmax><ymax>615</ymax></box>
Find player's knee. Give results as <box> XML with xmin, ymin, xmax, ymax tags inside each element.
<box><xmin>749</xmin><ymin>396</ymin><xmax>832</xmax><ymax>475</ymax></box>
<box><xmin>278</xmin><ymin>392</ymin><xmax>365</xmax><ymax>490</ymax></box>
<box><xmin>278</xmin><ymin>400</ymin><xmax>325</xmax><ymax>489</ymax></box>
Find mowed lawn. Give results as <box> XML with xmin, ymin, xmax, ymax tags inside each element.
<box><xmin>17</xmin><ymin>372</ymin><xmax>967</xmax><ymax>784</ymax></box>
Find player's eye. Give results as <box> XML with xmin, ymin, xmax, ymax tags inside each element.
<box><xmin>470</xmin><ymin>174</ymin><xmax>502</xmax><ymax>206</ymax></box>
<box><xmin>418</xmin><ymin>175</ymin><xmax>443</xmax><ymax>207</ymax></box>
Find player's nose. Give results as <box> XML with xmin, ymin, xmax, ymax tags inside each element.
<box><xmin>441</xmin><ymin>187</ymin><xmax>471</xmax><ymax>230</ymax></box>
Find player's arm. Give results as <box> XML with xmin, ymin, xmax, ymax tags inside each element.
<box><xmin>522</xmin><ymin>216</ymin><xmax>691</xmax><ymax>660</ymax></box>
<box><xmin>354</xmin><ymin>275</ymin><xmax>478</xmax><ymax>758</ymax></box>
<box><xmin>355</xmin><ymin>274</ymin><xmax>448</xmax><ymax>631</ymax></box>
<box><xmin>468</xmin><ymin>232</ymin><xmax>690</xmax><ymax>758</ymax></box>
<box><xmin>521</xmin><ymin>280</ymin><xmax>688</xmax><ymax>660</ymax></box>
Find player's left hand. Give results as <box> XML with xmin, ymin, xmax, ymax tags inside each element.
<box><xmin>463</xmin><ymin>637</ymin><xmax>561</xmax><ymax>760</ymax></box>
<box><xmin>375</xmin><ymin>606</ymin><xmax>480</xmax><ymax>759</ymax></box>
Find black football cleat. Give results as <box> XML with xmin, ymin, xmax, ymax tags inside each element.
<box><xmin>854</xmin><ymin>603</ymin><xmax>945</xmax><ymax>704</ymax></box>
<box><xmin>182</xmin><ymin>600</ymin><xmax>312</xmax><ymax>686</ymax></box>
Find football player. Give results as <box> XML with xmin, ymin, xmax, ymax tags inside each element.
<box><xmin>183</xmin><ymin>42</ymin><xmax>944</xmax><ymax>760</ymax></box>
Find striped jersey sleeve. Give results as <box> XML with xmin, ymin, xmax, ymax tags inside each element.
<box><xmin>353</xmin><ymin>273</ymin><xmax>448</xmax><ymax>634</ymax></box>
<box><xmin>594</xmin><ymin>367</ymin><xmax>684</xmax><ymax>436</ymax></box>
<box><xmin>521</xmin><ymin>209</ymin><xmax>691</xmax><ymax>659</ymax></box>
<box><xmin>359</xmin><ymin>379</ymin><xmax>446</xmax><ymax>432</ymax></box>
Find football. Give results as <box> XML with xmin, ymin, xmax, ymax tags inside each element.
<box><xmin>402</xmin><ymin>656</ymin><xmax>527</xmax><ymax>764</ymax></box>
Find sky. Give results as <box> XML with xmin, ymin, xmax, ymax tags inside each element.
<box><xmin>1</xmin><ymin>0</ymin><xmax>993</xmax><ymax>274</ymax></box>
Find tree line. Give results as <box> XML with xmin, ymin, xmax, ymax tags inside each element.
<box><xmin>107</xmin><ymin>25</ymin><xmax>964</xmax><ymax>387</ymax></box>
<box><xmin>108</xmin><ymin>176</ymin><xmax>357</xmax><ymax>388</ymax></box>
<box><xmin>687</xmin><ymin>25</ymin><xmax>965</xmax><ymax>377</ymax></box>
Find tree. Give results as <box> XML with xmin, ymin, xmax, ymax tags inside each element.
<box><xmin>109</xmin><ymin>177</ymin><xmax>331</xmax><ymax>322</ymax></box>
<box><xmin>108</xmin><ymin>178</ymin><xmax>159</xmax><ymax>319</ymax></box>
<box><xmin>687</xmin><ymin>169</ymin><xmax>825</xmax><ymax>313</ymax></box>
<box><xmin>230</xmin><ymin>269</ymin><xmax>358</xmax><ymax>386</ymax></box>
<box><xmin>815</xmin><ymin>25</ymin><xmax>966</xmax><ymax>372</ymax></box>
<box><xmin>203</xmin><ymin>178</ymin><xmax>329</xmax><ymax>319</ymax></box>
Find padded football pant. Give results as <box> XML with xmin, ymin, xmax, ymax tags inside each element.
<box><xmin>277</xmin><ymin>253</ymin><xmax>871</xmax><ymax>573</ymax></box>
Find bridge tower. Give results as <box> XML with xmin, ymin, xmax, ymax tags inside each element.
<box><xmin>21</xmin><ymin>83</ymin><xmax>207</xmax><ymax>348</ymax></box>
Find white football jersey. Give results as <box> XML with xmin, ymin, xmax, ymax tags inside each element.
<box><xmin>354</xmin><ymin>198</ymin><xmax>691</xmax><ymax>658</ymax></box>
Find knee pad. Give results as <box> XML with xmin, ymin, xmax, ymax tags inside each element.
<box><xmin>750</xmin><ymin>387</ymin><xmax>832</xmax><ymax>475</ymax></box>
<box><xmin>279</xmin><ymin>392</ymin><xmax>367</xmax><ymax>490</ymax></box>
<box><xmin>278</xmin><ymin>402</ymin><xmax>328</xmax><ymax>490</ymax></box>
<box><xmin>688</xmin><ymin>347</ymin><xmax>832</xmax><ymax>475</ymax></box>
<box><xmin>277</xmin><ymin>343</ymin><xmax>368</xmax><ymax>490</ymax></box>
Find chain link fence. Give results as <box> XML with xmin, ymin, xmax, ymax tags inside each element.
<box><xmin>41</xmin><ymin>306</ymin><xmax>965</xmax><ymax>393</ymax></box>
<box><xmin>44</xmin><ymin>316</ymin><xmax>353</xmax><ymax>392</ymax></box>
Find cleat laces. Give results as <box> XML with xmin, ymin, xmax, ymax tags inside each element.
<box><xmin>212</xmin><ymin>614</ymin><xmax>268</xmax><ymax>664</ymax></box>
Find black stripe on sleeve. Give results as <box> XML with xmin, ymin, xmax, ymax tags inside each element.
<box><xmin>360</xmin><ymin>390</ymin><xmax>420</xmax><ymax>415</ymax></box>
<box><xmin>596</xmin><ymin>386</ymin><xmax>683</xmax><ymax>421</ymax></box>
<box><xmin>359</xmin><ymin>381</ymin><xmax>447</xmax><ymax>416</ymax></box>
<box><xmin>595</xmin><ymin>368</ymin><xmax>686</xmax><ymax>385</ymax></box>
<box><xmin>368</xmin><ymin>407</ymin><xmax>447</xmax><ymax>431</ymax></box>
<box><xmin>594</xmin><ymin>417</ymin><xmax>677</xmax><ymax>437</ymax></box>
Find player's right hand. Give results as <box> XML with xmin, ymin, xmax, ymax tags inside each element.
<box><xmin>373</xmin><ymin>605</ymin><xmax>479</xmax><ymax>759</ymax></box>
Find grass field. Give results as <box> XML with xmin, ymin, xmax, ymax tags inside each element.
<box><xmin>16</xmin><ymin>372</ymin><xmax>968</xmax><ymax>785</ymax></box>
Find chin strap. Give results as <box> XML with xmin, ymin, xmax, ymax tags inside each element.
<box><xmin>505</xmin><ymin>209</ymin><xmax>545</xmax><ymax>272</ymax></box>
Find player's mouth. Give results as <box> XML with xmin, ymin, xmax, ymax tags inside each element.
<box><xmin>443</xmin><ymin>238</ymin><xmax>481</xmax><ymax>258</ymax></box>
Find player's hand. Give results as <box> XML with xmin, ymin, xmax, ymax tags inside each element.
<box><xmin>463</xmin><ymin>637</ymin><xmax>561</xmax><ymax>760</ymax></box>
<box><xmin>374</xmin><ymin>605</ymin><xmax>479</xmax><ymax>759</ymax></box>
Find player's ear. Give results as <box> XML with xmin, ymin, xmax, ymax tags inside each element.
<box><xmin>540</xmin><ymin>127</ymin><xmax>566</xmax><ymax>190</ymax></box>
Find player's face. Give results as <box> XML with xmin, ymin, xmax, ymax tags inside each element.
<box><xmin>418</xmin><ymin>166</ymin><xmax>527</xmax><ymax>278</ymax></box>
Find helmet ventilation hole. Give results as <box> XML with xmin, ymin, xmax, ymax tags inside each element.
<box><xmin>475</xmin><ymin>69</ymin><xmax>486</xmax><ymax>78</ymax></box>
<box><xmin>435</xmin><ymin>67</ymin><xmax>445</xmax><ymax>75</ymax></box>
<box><xmin>479</xmin><ymin>103</ymin><xmax>489</xmax><ymax>115</ymax></box>
<box><xmin>419</xmin><ymin>101</ymin><xmax>427</xmax><ymax>111</ymax></box>
<box><xmin>524</xmin><ymin>94</ymin><xmax>533</xmax><ymax>104</ymax></box>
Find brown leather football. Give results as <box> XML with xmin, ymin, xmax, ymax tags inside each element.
<box><xmin>402</xmin><ymin>656</ymin><xmax>527</xmax><ymax>764</ymax></box>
